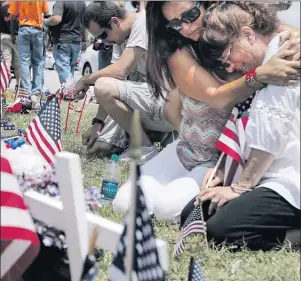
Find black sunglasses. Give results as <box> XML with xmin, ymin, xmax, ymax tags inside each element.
<box><xmin>166</xmin><ymin>2</ymin><xmax>202</xmax><ymax>32</ymax></box>
<box><xmin>97</xmin><ymin>30</ymin><xmax>108</xmax><ymax>40</ymax></box>
<box><xmin>97</xmin><ymin>19</ymin><xmax>112</xmax><ymax>41</ymax></box>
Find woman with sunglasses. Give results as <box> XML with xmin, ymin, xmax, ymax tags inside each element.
<box><xmin>113</xmin><ymin>1</ymin><xmax>300</xmax><ymax>221</ymax></box>
<box><xmin>180</xmin><ymin>1</ymin><xmax>300</xmax><ymax>251</ymax></box>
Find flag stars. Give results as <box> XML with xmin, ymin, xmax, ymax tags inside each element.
<box><xmin>136</xmin><ymin>243</ymin><xmax>143</xmax><ymax>255</ymax></box>
<box><xmin>136</xmin><ymin>217</ymin><xmax>142</xmax><ymax>226</ymax></box>
<box><xmin>108</xmin><ymin>169</ymin><xmax>165</xmax><ymax>281</ymax></box>
<box><xmin>38</xmin><ymin>98</ymin><xmax>61</xmax><ymax>141</ymax></box>
<box><xmin>236</xmin><ymin>93</ymin><xmax>255</xmax><ymax>117</ymax></box>
<box><xmin>188</xmin><ymin>258</ymin><xmax>206</xmax><ymax>281</ymax></box>
<box><xmin>136</xmin><ymin>229</ymin><xmax>143</xmax><ymax>241</ymax></box>
<box><xmin>174</xmin><ymin>204</ymin><xmax>206</xmax><ymax>257</ymax></box>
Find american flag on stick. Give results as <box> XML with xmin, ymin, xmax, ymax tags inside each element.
<box><xmin>16</xmin><ymin>87</ymin><xmax>30</xmax><ymax>100</ymax></box>
<box><xmin>173</xmin><ymin>204</ymin><xmax>207</xmax><ymax>258</ymax></box>
<box><xmin>0</xmin><ymin>52</ymin><xmax>11</xmax><ymax>94</ymax></box>
<box><xmin>25</xmin><ymin>95</ymin><xmax>62</xmax><ymax>168</ymax></box>
<box><xmin>188</xmin><ymin>257</ymin><xmax>206</xmax><ymax>281</ymax></box>
<box><xmin>0</xmin><ymin>155</ymin><xmax>40</xmax><ymax>281</ymax></box>
<box><xmin>109</xmin><ymin>111</ymin><xmax>165</xmax><ymax>281</ymax></box>
<box><xmin>108</xmin><ymin>165</ymin><xmax>165</xmax><ymax>281</ymax></box>
<box><xmin>216</xmin><ymin>94</ymin><xmax>255</xmax><ymax>186</ymax></box>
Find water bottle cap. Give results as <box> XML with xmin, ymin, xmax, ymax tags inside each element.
<box><xmin>111</xmin><ymin>154</ymin><xmax>119</xmax><ymax>162</ymax></box>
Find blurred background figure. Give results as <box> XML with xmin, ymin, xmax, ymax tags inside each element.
<box><xmin>95</xmin><ymin>1</ymin><xmax>146</xmax><ymax>72</ymax></box>
<box><xmin>0</xmin><ymin>1</ymin><xmax>20</xmax><ymax>90</ymax></box>
<box><xmin>92</xmin><ymin>40</ymin><xmax>113</xmax><ymax>71</ymax></box>
<box><xmin>131</xmin><ymin>1</ymin><xmax>147</xmax><ymax>12</ymax></box>
<box><xmin>8</xmin><ymin>1</ymin><xmax>50</xmax><ymax>109</ymax></box>
<box><xmin>276</xmin><ymin>1</ymin><xmax>300</xmax><ymax>27</ymax></box>
<box><xmin>271</xmin><ymin>1</ymin><xmax>292</xmax><ymax>11</ymax></box>
<box><xmin>44</xmin><ymin>1</ymin><xmax>87</xmax><ymax>85</ymax></box>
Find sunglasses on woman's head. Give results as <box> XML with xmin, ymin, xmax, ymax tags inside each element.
<box><xmin>165</xmin><ymin>1</ymin><xmax>202</xmax><ymax>32</ymax></box>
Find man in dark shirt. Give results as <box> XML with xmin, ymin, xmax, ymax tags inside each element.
<box><xmin>43</xmin><ymin>1</ymin><xmax>87</xmax><ymax>84</ymax></box>
<box><xmin>0</xmin><ymin>1</ymin><xmax>20</xmax><ymax>85</ymax></box>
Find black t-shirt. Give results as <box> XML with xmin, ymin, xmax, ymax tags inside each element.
<box><xmin>50</xmin><ymin>1</ymin><xmax>86</xmax><ymax>44</ymax></box>
<box><xmin>0</xmin><ymin>2</ymin><xmax>18</xmax><ymax>35</ymax></box>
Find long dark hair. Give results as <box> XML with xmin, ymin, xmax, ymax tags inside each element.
<box><xmin>145</xmin><ymin>1</ymin><xmax>211</xmax><ymax>99</ymax></box>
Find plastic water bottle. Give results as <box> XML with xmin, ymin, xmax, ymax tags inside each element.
<box><xmin>100</xmin><ymin>154</ymin><xmax>120</xmax><ymax>205</ymax></box>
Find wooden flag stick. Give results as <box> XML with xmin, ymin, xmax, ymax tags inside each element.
<box><xmin>64</xmin><ymin>99</ymin><xmax>72</xmax><ymax>132</ymax></box>
<box><xmin>196</xmin><ymin>152</ymin><xmax>225</xmax><ymax>206</ymax></box>
<box><xmin>1</xmin><ymin>135</ymin><xmax>19</xmax><ymax>141</ymax></box>
<box><xmin>89</xmin><ymin>228</ymin><xmax>98</xmax><ymax>256</ymax></box>
<box><xmin>56</xmin><ymin>85</ymin><xmax>64</xmax><ymax>106</ymax></box>
<box><xmin>204</xmin><ymin>152</ymin><xmax>225</xmax><ymax>189</ymax></box>
<box><xmin>125</xmin><ymin>110</ymin><xmax>142</xmax><ymax>281</ymax></box>
<box><xmin>80</xmin><ymin>228</ymin><xmax>99</xmax><ymax>280</ymax></box>
<box><xmin>75</xmin><ymin>94</ymin><xmax>87</xmax><ymax>136</ymax></box>
<box><xmin>13</xmin><ymin>79</ymin><xmax>21</xmax><ymax>101</ymax></box>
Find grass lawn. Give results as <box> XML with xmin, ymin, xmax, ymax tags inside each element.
<box><xmin>6</xmin><ymin>102</ymin><xmax>300</xmax><ymax>281</ymax></box>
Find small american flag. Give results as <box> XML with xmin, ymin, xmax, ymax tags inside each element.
<box><xmin>216</xmin><ymin>94</ymin><xmax>255</xmax><ymax>186</ymax></box>
<box><xmin>25</xmin><ymin>95</ymin><xmax>62</xmax><ymax>168</ymax></box>
<box><xmin>188</xmin><ymin>257</ymin><xmax>206</xmax><ymax>281</ymax></box>
<box><xmin>16</xmin><ymin>87</ymin><xmax>30</xmax><ymax>100</ymax></box>
<box><xmin>108</xmin><ymin>165</ymin><xmax>165</xmax><ymax>281</ymax></box>
<box><xmin>1</xmin><ymin>155</ymin><xmax>40</xmax><ymax>281</ymax></box>
<box><xmin>0</xmin><ymin>52</ymin><xmax>11</xmax><ymax>94</ymax></box>
<box><xmin>173</xmin><ymin>204</ymin><xmax>207</xmax><ymax>258</ymax></box>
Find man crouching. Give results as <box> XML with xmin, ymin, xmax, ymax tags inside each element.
<box><xmin>73</xmin><ymin>1</ymin><xmax>174</xmax><ymax>163</ymax></box>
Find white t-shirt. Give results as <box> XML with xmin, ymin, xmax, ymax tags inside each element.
<box><xmin>111</xmin><ymin>9</ymin><xmax>147</xmax><ymax>82</ymax></box>
<box><xmin>246</xmin><ymin>33</ymin><xmax>300</xmax><ymax>210</ymax></box>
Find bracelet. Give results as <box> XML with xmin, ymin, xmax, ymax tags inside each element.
<box><xmin>245</xmin><ymin>68</ymin><xmax>266</xmax><ymax>90</ymax></box>
<box><xmin>231</xmin><ymin>184</ymin><xmax>253</xmax><ymax>194</ymax></box>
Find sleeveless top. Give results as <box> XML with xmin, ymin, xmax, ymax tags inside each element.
<box><xmin>176</xmin><ymin>47</ymin><xmax>231</xmax><ymax>171</ymax></box>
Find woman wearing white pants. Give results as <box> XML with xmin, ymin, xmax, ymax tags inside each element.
<box><xmin>113</xmin><ymin>85</ymin><xmax>230</xmax><ymax>221</ymax></box>
<box><xmin>113</xmin><ymin>140</ymin><xmax>208</xmax><ymax>221</ymax></box>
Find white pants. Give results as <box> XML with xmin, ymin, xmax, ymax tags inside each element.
<box><xmin>113</xmin><ymin>140</ymin><xmax>208</xmax><ymax>221</ymax></box>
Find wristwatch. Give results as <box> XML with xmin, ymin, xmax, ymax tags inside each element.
<box><xmin>245</xmin><ymin>68</ymin><xmax>266</xmax><ymax>90</ymax></box>
<box><xmin>92</xmin><ymin>118</ymin><xmax>104</xmax><ymax>127</ymax></box>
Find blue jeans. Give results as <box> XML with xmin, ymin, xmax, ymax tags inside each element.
<box><xmin>53</xmin><ymin>42</ymin><xmax>81</xmax><ymax>84</ymax></box>
<box><xmin>18</xmin><ymin>27</ymin><xmax>44</xmax><ymax>96</ymax></box>
<box><xmin>98</xmin><ymin>50</ymin><xmax>112</xmax><ymax>70</ymax></box>
<box><xmin>40</xmin><ymin>30</ymin><xmax>47</xmax><ymax>90</ymax></box>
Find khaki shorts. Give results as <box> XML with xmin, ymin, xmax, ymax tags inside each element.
<box><xmin>97</xmin><ymin>79</ymin><xmax>174</xmax><ymax>148</ymax></box>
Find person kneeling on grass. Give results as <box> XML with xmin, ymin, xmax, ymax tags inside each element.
<box><xmin>73</xmin><ymin>1</ymin><xmax>174</xmax><ymax>162</ymax></box>
<box><xmin>181</xmin><ymin>2</ymin><xmax>300</xmax><ymax>251</ymax></box>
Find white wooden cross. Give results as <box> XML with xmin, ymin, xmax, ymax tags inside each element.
<box><xmin>23</xmin><ymin>152</ymin><xmax>169</xmax><ymax>281</ymax></box>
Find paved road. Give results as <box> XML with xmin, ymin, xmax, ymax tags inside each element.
<box><xmin>9</xmin><ymin>69</ymin><xmax>81</xmax><ymax>94</ymax></box>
